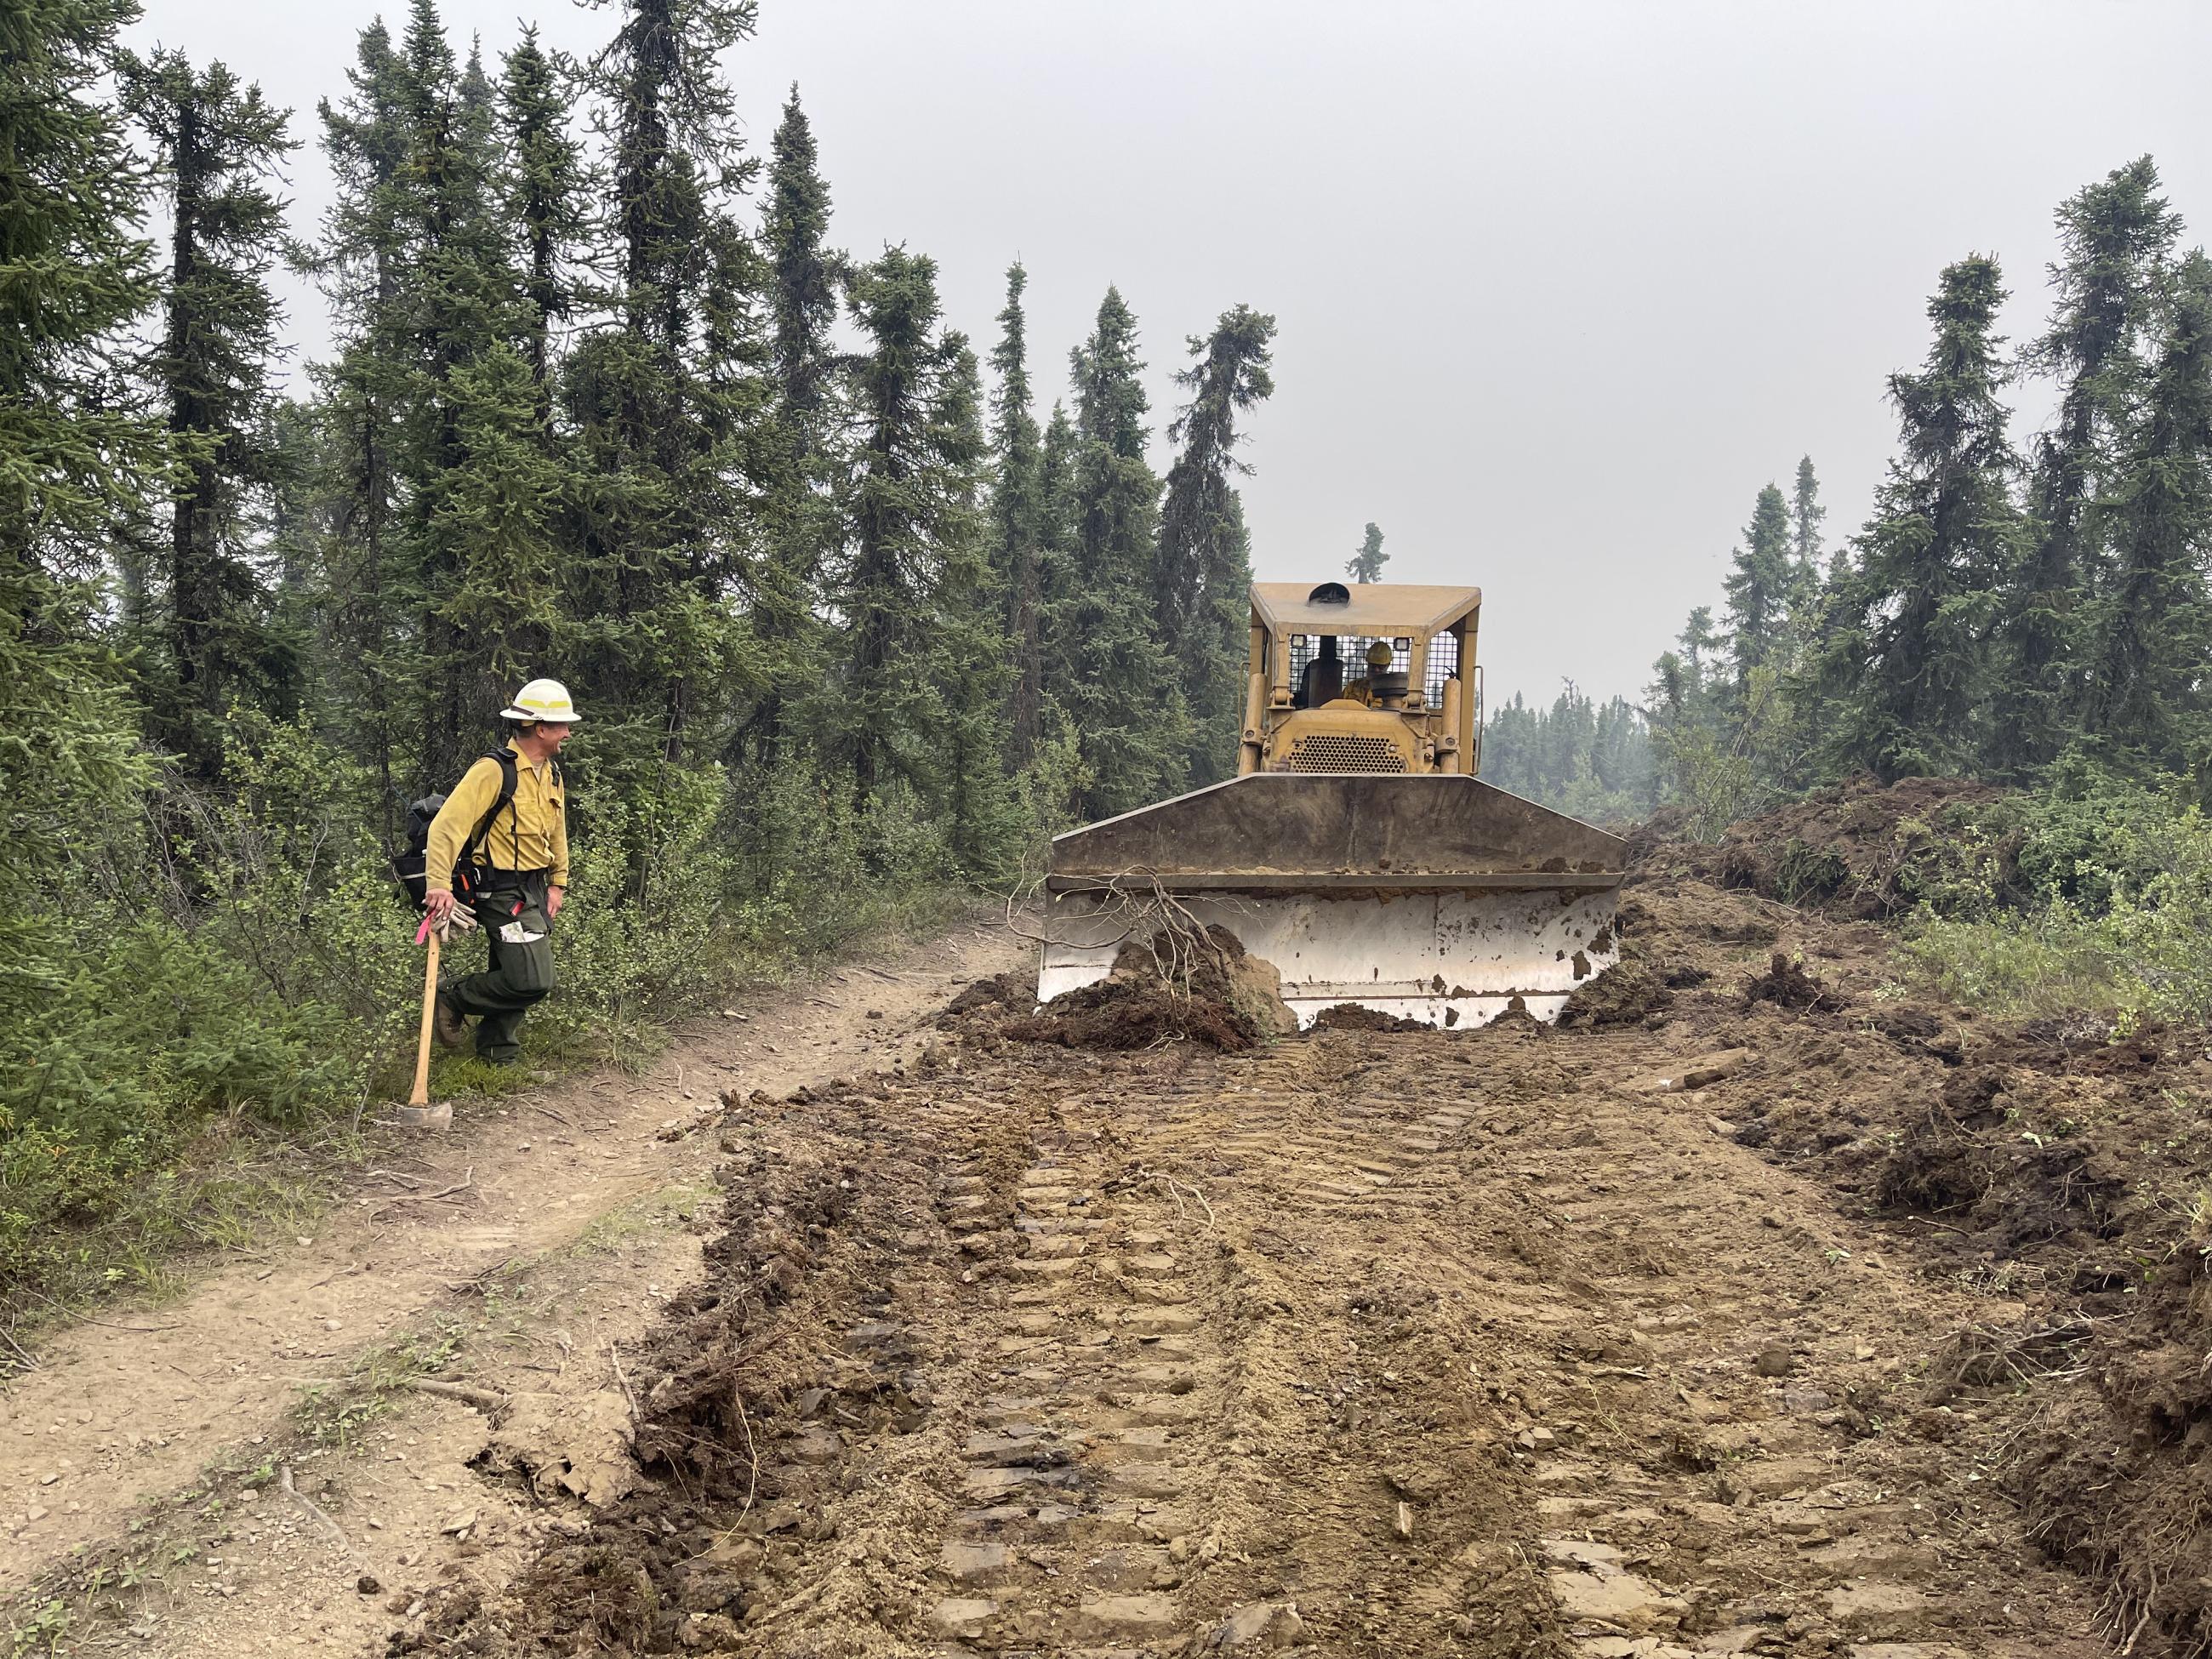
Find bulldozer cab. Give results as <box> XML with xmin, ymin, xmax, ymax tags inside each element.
<box><xmin>1242</xmin><ymin>582</ymin><xmax>1484</xmax><ymax>778</ymax></box>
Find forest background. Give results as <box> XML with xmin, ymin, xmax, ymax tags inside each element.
<box><xmin>9</xmin><ymin>0</ymin><xmax>2212</xmax><ymax>1299</ymax></box>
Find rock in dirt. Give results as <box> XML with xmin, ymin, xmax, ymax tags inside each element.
<box><xmin>1077</xmin><ymin>1593</ymin><xmax>1180</xmax><ymax>1638</ymax></box>
<box><xmin>930</xmin><ymin>1596</ymin><xmax>997</xmax><ymax>1638</ymax></box>
<box><xmin>1548</xmin><ymin>1564</ymin><xmax>1686</xmax><ymax>1628</ymax></box>
<box><xmin>1206</xmin><ymin>1600</ymin><xmax>1307</xmax><ymax>1649</ymax></box>
<box><xmin>1753</xmin><ymin>1345</ymin><xmax>1795</xmax><ymax>1377</ymax></box>
<box><xmin>1825</xmin><ymin>1582</ymin><xmax>1933</xmax><ymax>1632</ymax></box>
<box><xmin>1627</xmin><ymin>1048</ymin><xmax>1751</xmax><ymax>1094</ymax></box>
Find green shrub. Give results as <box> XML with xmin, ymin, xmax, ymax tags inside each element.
<box><xmin>1903</xmin><ymin>784</ymin><xmax>2212</xmax><ymax>1027</ymax></box>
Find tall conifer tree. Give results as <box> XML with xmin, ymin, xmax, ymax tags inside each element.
<box><xmin>1819</xmin><ymin>256</ymin><xmax>2021</xmax><ymax>780</ymax></box>
<box><xmin>2087</xmin><ymin>250</ymin><xmax>2212</xmax><ymax>763</ymax></box>
<box><xmin>1059</xmin><ymin>288</ymin><xmax>1188</xmax><ymax>818</ymax></box>
<box><xmin>1157</xmin><ymin>305</ymin><xmax>1276</xmax><ymax>782</ymax></box>
<box><xmin>1347</xmin><ymin>522</ymin><xmax>1387</xmax><ymax>583</ymax></box>
<box><xmin>117</xmin><ymin>48</ymin><xmax>296</xmax><ymax>771</ymax></box>
<box><xmin>989</xmin><ymin>263</ymin><xmax>1047</xmax><ymax>767</ymax></box>
<box><xmin>498</xmin><ymin>27</ymin><xmax>585</xmax><ymax>405</ymax></box>
<box><xmin>0</xmin><ymin>0</ymin><xmax>169</xmax><ymax>962</ymax></box>
<box><xmin>1723</xmin><ymin>483</ymin><xmax>1794</xmax><ymax>685</ymax></box>
<box><xmin>832</xmin><ymin>248</ymin><xmax>1003</xmax><ymax>811</ymax></box>
<box><xmin>1789</xmin><ymin>457</ymin><xmax>1824</xmax><ymax>575</ymax></box>
<box><xmin>568</xmin><ymin>0</ymin><xmax>770</xmax><ymax>761</ymax></box>
<box><xmin>311</xmin><ymin>17</ymin><xmax>413</xmax><ymax>814</ymax></box>
<box><xmin>1991</xmin><ymin>157</ymin><xmax>2180</xmax><ymax>772</ymax></box>
<box><xmin>744</xmin><ymin>86</ymin><xmax>840</xmax><ymax>759</ymax></box>
<box><xmin>397</xmin><ymin>9</ymin><xmax>538</xmax><ymax>779</ymax></box>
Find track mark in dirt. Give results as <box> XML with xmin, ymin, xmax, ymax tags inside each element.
<box><xmin>919</xmin><ymin>1093</ymin><xmax>1229</xmax><ymax>1650</ymax></box>
<box><xmin>313</xmin><ymin>884</ymin><xmax>2128</xmax><ymax>1658</ymax></box>
<box><xmin>0</xmin><ymin>919</ymin><xmax>1022</xmax><ymax>1657</ymax></box>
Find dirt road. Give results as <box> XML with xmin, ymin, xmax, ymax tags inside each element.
<box><xmin>0</xmin><ymin>917</ymin><xmax>1021</xmax><ymax>1656</ymax></box>
<box><xmin>7</xmin><ymin>869</ymin><xmax>2156</xmax><ymax>1656</ymax></box>
<box><xmin>380</xmin><ymin>881</ymin><xmax>2115</xmax><ymax>1658</ymax></box>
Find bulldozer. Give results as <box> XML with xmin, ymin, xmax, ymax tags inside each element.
<box><xmin>1034</xmin><ymin>580</ymin><xmax>1626</xmax><ymax>1028</ymax></box>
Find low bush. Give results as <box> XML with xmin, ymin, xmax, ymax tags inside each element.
<box><xmin>0</xmin><ymin>711</ymin><xmax>1034</xmax><ymax>1314</ymax></box>
<box><xmin>1901</xmin><ymin>769</ymin><xmax>2212</xmax><ymax>1028</ymax></box>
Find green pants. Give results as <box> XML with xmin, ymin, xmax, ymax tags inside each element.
<box><xmin>446</xmin><ymin>870</ymin><xmax>556</xmax><ymax>1063</ymax></box>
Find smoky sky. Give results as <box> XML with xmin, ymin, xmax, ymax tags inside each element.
<box><xmin>123</xmin><ymin>0</ymin><xmax>2212</xmax><ymax>707</ymax></box>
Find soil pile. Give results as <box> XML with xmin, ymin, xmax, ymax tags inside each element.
<box><xmin>989</xmin><ymin>926</ymin><xmax>1294</xmax><ymax>1053</ymax></box>
<box><xmin>1556</xmin><ymin>941</ymin><xmax>1676</xmax><ymax>1029</ymax></box>
<box><xmin>1742</xmin><ymin>950</ymin><xmax>1839</xmax><ymax>1012</ymax></box>
<box><xmin>1629</xmin><ymin>772</ymin><xmax>2008</xmax><ymax>917</ymax></box>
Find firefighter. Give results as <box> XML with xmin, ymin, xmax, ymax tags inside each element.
<box><xmin>424</xmin><ymin>679</ymin><xmax>575</xmax><ymax>1065</ymax></box>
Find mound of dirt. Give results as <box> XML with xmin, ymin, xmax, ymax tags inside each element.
<box><xmin>1742</xmin><ymin>951</ymin><xmax>1840</xmax><ymax>1012</ymax></box>
<box><xmin>995</xmin><ymin>926</ymin><xmax>1295</xmax><ymax>1053</ymax></box>
<box><xmin>1308</xmin><ymin>1003</ymin><xmax>1431</xmax><ymax>1033</ymax></box>
<box><xmin>1557</xmin><ymin>945</ymin><xmax>1675</xmax><ymax>1029</ymax></box>
<box><xmin>944</xmin><ymin>970</ymin><xmax>1031</xmax><ymax>1016</ymax></box>
<box><xmin>1631</xmin><ymin>772</ymin><xmax>2010</xmax><ymax>918</ymax></box>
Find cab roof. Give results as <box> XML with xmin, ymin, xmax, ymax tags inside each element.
<box><xmin>1249</xmin><ymin>581</ymin><xmax>1482</xmax><ymax>638</ymax></box>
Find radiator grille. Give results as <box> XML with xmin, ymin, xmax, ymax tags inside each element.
<box><xmin>1287</xmin><ymin>734</ymin><xmax>1408</xmax><ymax>773</ymax></box>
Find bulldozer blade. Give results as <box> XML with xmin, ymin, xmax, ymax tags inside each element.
<box><xmin>1035</xmin><ymin>774</ymin><xmax>1626</xmax><ymax>1029</ymax></box>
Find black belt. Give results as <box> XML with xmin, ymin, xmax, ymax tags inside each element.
<box><xmin>476</xmin><ymin>866</ymin><xmax>552</xmax><ymax>890</ymax></box>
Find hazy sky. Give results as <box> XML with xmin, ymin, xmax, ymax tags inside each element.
<box><xmin>123</xmin><ymin>0</ymin><xmax>2212</xmax><ymax>705</ymax></box>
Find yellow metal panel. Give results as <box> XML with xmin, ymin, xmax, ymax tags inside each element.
<box><xmin>1250</xmin><ymin>581</ymin><xmax>1481</xmax><ymax>639</ymax></box>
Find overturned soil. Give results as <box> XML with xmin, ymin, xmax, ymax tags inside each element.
<box><xmin>1632</xmin><ymin>773</ymin><xmax>2010</xmax><ymax>918</ymax></box>
<box><xmin>385</xmin><ymin>877</ymin><xmax>2141</xmax><ymax>1658</ymax></box>
<box><xmin>34</xmin><ymin>827</ymin><xmax>2212</xmax><ymax>1658</ymax></box>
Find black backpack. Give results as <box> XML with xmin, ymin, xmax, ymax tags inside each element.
<box><xmin>392</xmin><ymin>750</ymin><xmax>525</xmax><ymax>909</ymax></box>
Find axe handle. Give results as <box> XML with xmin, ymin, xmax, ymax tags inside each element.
<box><xmin>409</xmin><ymin>927</ymin><xmax>442</xmax><ymax>1107</ymax></box>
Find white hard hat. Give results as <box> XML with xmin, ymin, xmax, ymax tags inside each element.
<box><xmin>500</xmin><ymin>677</ymin><xmax>582</xmax><ymax>724</ymax></box>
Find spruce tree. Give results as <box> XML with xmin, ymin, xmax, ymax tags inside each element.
<box><xmin>744</xmin><ymin>85</ymin><xmax>841</xmax><ymax>760</ymax></box>
<box><xmin>1156</xmin><ymin>304</ymin><xmax>1276</xmax><ymax>783</ymax></box>
<box><xmin>1789</xmin><ymin>457</ymin><xmax>1824</xmax><ymax>575</ymax></box>
<box><xmin>1787</xmin><ymin>456</ymin><xmax>1825</xmax><ymax>628</ymax></box>
<box><xmin>989</xmin><ymin>263</ymin><xmax>1047</xmax><ymax>767</ymax></box>
<box><xmin>1033</xmin><ymin>397</ymin><xmax>1079</xmax><ymax>724</ymax></box>
<box><xmin>117</xmin><ymin>48</ymin><xmax>297</xmax><ymax>772</ymax></box>
<box><xmin>311</xmin><ymin>17</ymin><xmax>414</xmax><ymax>815</ymax></box>
<box><xmin>0</xmin><ymin>0</ymin><xmax>169</xmax><ymax>974</ymax></box>
<box><xmin>1722</xmin><ymin>482</ymin><xmax>1794</xmax><ymax>684</ymax></box>
<box><xmin>925</xmin><ymin>340</ymin><xmax>1022</xmax><ymax>874</ymax></box>
<box><xmin>1058</xmin><ymin>288</ymin><xmax>1189</xmax><ymax>818</ymax></box>
<box><xmin>396</xmin><ymin>8</ymin><xmax>540</xmax><ymax>781</ymax></box>
<box><xmin>1820</xmin><ymin>255</ymin><xmax>2021</xmax><ymax>780</ymax></box>
<box><xmin>1347</xmin><ymin>522</ymin><xmax>1387</xmax><ymax>583</ymax></box>
<box><xmin>1993</xmin><ymin>157</ymin><xmax>2180</xmax><ymax>772</ymax></box>
<box><xmin>832</xmin><ymin>248</ymin><xmax>1004</xmax><ymax>810</ymax></box>
<box><xmin>567</xmin><ymin>0</ymin><xmax>771</xmax><ymax>762</ymax></box>
<box><xmin>2087</xmin><ymin>249</ymin><xmax>2212</xmax><ymax>764</ymax></box>
<box><xmin>498</xmin><ymin>26</ymin><xmax>585</xmax><ymax>404</ymax></box>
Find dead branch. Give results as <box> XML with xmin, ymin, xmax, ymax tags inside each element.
<box><xmin>367</xmin><ymin>1166</ymin><xmax>473</xmax><ymax>1220</ymax></box>
<box><xmin>607</xmin><ymin>1338</ymin><xmax>641</xmax><ymax>1431</ymax></box>
<box><xmin>279</xmin><ymin>1462</ymin><xmax>351</xmax><ymax>1556</ymax></box>
<box><xmin>733</xmin><ymin>1385</ymin><xmax>760</xmax><ymax>1519</ymax></box>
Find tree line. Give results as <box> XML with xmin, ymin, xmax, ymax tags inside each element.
<box><xmin>1648</xmin><ymin>157</ymin><xmax>2212</xmax><ymax>833</ymax></box>
<box><xmin>2</xmin><ymin>0</ymin><xmax>1276</xmax><ymax>1279</ymax></box>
